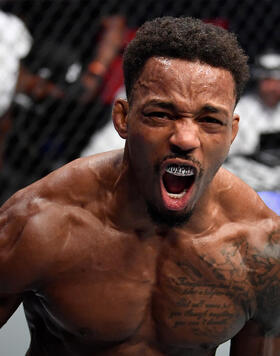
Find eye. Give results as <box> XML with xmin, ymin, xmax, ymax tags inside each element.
<box><xmin>143</xmin><ymin>111</ymin><xmax>170</xmax><ymax>119</ymax></box>
<box><xmin>199</xmin><ymin>117</ymin><xmax>224</xmax><ymax>125</ymax></box>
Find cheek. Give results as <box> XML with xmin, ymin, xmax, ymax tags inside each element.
<box><xmin>127</xmin><ymin>132</ymin><xmax>161</xmax><ymax>197</ymax></box>
<box><xmin>127</xmin><ymin>127</ymin><xmax>168</xmax><ymax>192</ymax></box>
<box><xmin>127</xmin><ymin>124</ymin><xmax>167</xmax><ymax>160</ymax></box>
<box><xmin>212</xmin><ymin>127</ymin><xmax>233</xmax><ymax>148</ymax></box>
<box><xmin>128</xmin><ymin>131</ymin><xmax>148</xmax><ymax>155</ymax></box>
<box><xmin>127</xmin><ymin>132</ymin><xmax>152</xmax><ymax>176</ymax></box>
<box><xmin>204</xmin><ymin>135</ymin><xmax>231</xmax><ymax>167</ymax></box>
<box><xmin>213</xmin><ymin>136</ymin><xmax>231</xmax><ymax>152</ymax></box>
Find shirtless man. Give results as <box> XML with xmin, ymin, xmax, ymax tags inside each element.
<box><xmin>1</xmin><ymin>16</ymin><xmax>280</xmax><ymax>356</ymax></box>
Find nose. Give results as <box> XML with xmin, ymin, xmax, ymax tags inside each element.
<box><xmin>169</xmin><ymin>119</ymin><xmax>201</xmax><ymax>153</ymax></box>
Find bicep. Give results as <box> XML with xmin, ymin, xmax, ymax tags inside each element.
<box><xmin>0</xmin><ymin>204</ymin><xmax>35</xmax><ymax>293</ymax></box>
<box><xmin>230</xmin><ymin>219</ymin><xmax>280</xmax><ymax>355</ymax></box>
<box><xmin>0</xmin><ymin>203</ymin><xmax>48</xmax><ymax>294</ymax></box>
<box><xmin>0</xmin><ymin>198</ymin><xmax>69</xmax><ymax>294</ymax></box>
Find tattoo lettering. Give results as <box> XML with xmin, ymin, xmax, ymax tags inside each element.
<box><xmin>164</xmin><ymin>274</ymin><xmax>242</xmax><ymax>339</ymax></box>
<box><xmin>162</xmin><ymin>228</ymin><xmax>280</xmax><ymax>337</ymax></box>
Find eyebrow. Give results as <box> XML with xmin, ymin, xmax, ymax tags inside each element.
<box><xmin>200</xmin><ymin>104</ymin><xmax>229</xmax><ymax>117</ymax></box>
<box><xmin>142</xmin><ymin>100</ymin><xmax>176</xmax><ymax>111</ymax></box>
<box><xmin>143</xmin><ymin>100</ymin><xmax>229</xmax><ymax>117</ymax></box>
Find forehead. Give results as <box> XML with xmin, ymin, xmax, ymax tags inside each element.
<box><xmin>132</xmin><ymin>57</ymin><xmax>236</xmax><ymax>111</ymax></box>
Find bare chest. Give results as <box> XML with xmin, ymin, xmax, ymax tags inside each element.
<box><xmin>27</xmin><ymin>232</ymin><xmax>254</xmax><ymax>351</ymax></box>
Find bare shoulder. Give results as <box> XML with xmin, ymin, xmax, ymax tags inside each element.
<box><xmin>1</xmin><ymin>149</ymin><xmax>123</xmax><ymax>230</ymax></box>
<box><xmin>216</xmin><ymin>169</ymin><xmax>280</xmax><ymax>324</ymax></box>
<box><xmin>242</xmin><ymin>215</ymin><xmax>280</xmax><ymax>332</ymax></box>
<box><xmin>0</xmin><ymin>150</ymin><xmax>123</xmax><ymax>293</ymax></box>
<box><xmin>35</xmin><ymin>149</ymin><xmax>124</xmax><ymax>205</ymax></box>
<box><xmin>215</xmin><ymin>167</ymin><xmax>277</xmax><ymax>221</ymax></box>
<box><xmin>215</xmin><ymin>169</ymin><xmax>280</xmax><ymax>331</ymax></box>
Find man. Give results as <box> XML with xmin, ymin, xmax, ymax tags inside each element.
<box><xmin>0</xmin><ymin>16</ymin><xmax>279</xmax><ymax>356</ymax></box>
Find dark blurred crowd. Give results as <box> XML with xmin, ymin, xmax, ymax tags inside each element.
<box><xmin>0</xmin><ymin>0</ymin><xmax>280</xmax><ymax>204</ymax></box>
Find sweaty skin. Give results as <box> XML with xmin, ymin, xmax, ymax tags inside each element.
<box><xmin>1</xmin><ymin>58</ymin><xmax>280</xmax><ymax>356</ymax></box>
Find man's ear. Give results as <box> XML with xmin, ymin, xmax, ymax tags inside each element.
<box><xmin>112</xmin><ymin>99</ymin><xmax>129</xmax><ymax>139</ymax></box>
<box><xmin>231</xmin><ymin>113</ymin><xmax>240</xmax><ymax>143</ymax></box>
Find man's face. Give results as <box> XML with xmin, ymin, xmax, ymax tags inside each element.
<box><xmin>116</xmin><ymin>57</ymin><xmax>238</xmax><ymax>226</ymax></box>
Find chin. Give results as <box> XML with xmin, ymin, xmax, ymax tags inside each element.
<box><xmin>146</xmin><ymin>201</ymin><xmax>194</xmax><ymax>228</ymax></box>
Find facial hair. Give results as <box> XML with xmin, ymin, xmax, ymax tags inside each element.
<box><xmin>146</xmin><ymin>201</ymin><xmax>194</xmax><ymax>228</ymax></box>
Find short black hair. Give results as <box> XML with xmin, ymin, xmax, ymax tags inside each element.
<box><xmin>123</xmin><ymin>16</ymin><xmax>249</xmax><ymax>103</ymax></box>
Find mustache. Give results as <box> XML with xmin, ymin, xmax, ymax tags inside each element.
<box><xmin>156</xmin><ymin>153</ymin><xmax>204</xmax><ymax>178</ymax></box>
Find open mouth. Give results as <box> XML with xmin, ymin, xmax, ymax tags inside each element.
<box><xmin>163</xmin><ymin>164</ymin><xmax>196</xmax><ymax>196</ymax></box>
<box><xmin>160</xmin><ymin>163</ymin><xmax>196</xmax><ymax>211</ymax></box>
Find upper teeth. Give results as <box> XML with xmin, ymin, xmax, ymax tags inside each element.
<box><xmin>165</xmin><ymin>164</ymin><xmax>195</xmax><ymax>177</ymax></box>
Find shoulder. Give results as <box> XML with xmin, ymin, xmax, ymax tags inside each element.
<box><xmin>1</xmin><ymin>148</ymin><xmax>123</xmax><ymax>225</ymax></box>
<box><xmin>0</xmin><ymin>150</ymin><xmax>123</xmax><ymax>291</ymax></box>
<box><xmin>212</xmin><ymin>169</ymin><xmax>280</xmax><ymax>330</ymax></box>
<box><xmin>1</xmin><ymin>149</ymin><xmax>123</xmax><ymax>245</ymax></box>
<box><xmin>214</xmin><ymin>167</ymin><xmax>276</xmax><ymax>221</ymax></box>
<box><xmin>215</xmin><ymin>169</ymin><xmax>280</xmax><ymax>330</ymax></box>
<box><xmin>244</xmin><ymin>216</ymin><xmax>280</xmax><ymax>332</ymax></box>
<box><xmin>26</xmin><ymin>149</ymin><xmax>123</xmax><ymax>205</ymax></box>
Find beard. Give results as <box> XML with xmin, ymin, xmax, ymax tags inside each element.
<box><xmin>146</xmin><ymin>201</ymin><xmax>194</xmax><ymax>228</ymax></box>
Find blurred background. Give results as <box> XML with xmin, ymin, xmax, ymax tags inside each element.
<box><xmin>0</xmin><ymin>0</ymin><xmax>279</xmax><ymax>354</ymax></box>
<box><xmin>0</xmin><ymin>0</ymin><xmax>279</xmax><ymax>204</ymax></box>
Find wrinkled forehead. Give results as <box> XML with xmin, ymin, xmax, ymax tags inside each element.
<box><xmin>131</xmin><ymin>57</ymin><xmax>237</xmax><ymax>110</ymax></box>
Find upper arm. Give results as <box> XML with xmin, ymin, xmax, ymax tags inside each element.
<box><xmin>250</xmin><ymin>219</ymin><xmax>280</xmax><ymax>329</ymax></box>
<box><xmin>0</xmin><ymin>196</ymin><xmax>28</xmax><ymax>326</ymax></box>
<box><xmin>0</xmin><ymin>192</ymin><xmax>60</xmax><ymax>295</ymax></box>
<box><xmin>0</xmin><ymin>198</ymin><xmax>30</xmax><ymax>294</ymax></box>
<box><xmin>238</xmin><ymin>217</ymin><xmax>280</xmax><ymax>350</ymax></box>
